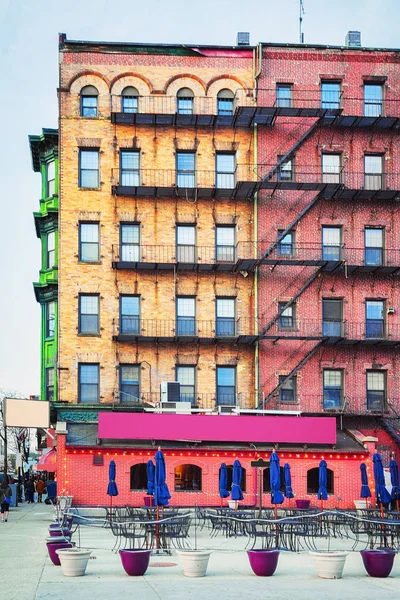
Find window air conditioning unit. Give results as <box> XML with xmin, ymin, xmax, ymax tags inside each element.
<box><xmin>161</xmin><ymin>401</ymin><xmax>192</xmax><ymax>414</ymax></box>
<box><xmin>218</xmin><ymin>405</ymin><xmax>239</xmax><ymax>415</ymax></box>
<box><xmin>160</xmin><ymin>381</ymin><xmax>180</xmax><ymax>403</ymax></box>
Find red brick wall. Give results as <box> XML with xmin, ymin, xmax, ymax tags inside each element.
<box><xmin>56</xmin><ymin>436</ymin><xmax>368</xmax><ymax>509</ymax></box>
<box><xmin>256</xmin><ymin>46</ymin><xmax>400</xmax><ymax>432</ymax></box>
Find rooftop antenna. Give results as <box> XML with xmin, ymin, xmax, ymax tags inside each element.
<box><xmin>299</xmin><ymin>0</ymin><xmax>305</xmax><ymax>44</ymax></box>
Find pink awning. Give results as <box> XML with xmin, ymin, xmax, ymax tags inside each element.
<box><xmin>98</xmin><ymin>413</ymin><xmax>336</xmax><ymax>445</ymax></box>
<box><xmin>36</xmin><ymin>449</ymin><xmax>57</xmax><ymax>472</ymax></box>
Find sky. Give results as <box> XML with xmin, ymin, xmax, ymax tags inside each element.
<box><xmin>0</xmin><ymin>0</ymin><xmax>398</xmax><ymax>397</ymax></box>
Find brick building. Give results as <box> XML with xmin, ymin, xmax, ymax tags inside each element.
<box><xmin>29</xmin><ymin>33</ymin><xmax>399</xmax><ymax>508</ymax></box>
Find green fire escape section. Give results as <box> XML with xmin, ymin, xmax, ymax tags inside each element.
<box><xmin>29</xmin><ymin>128</ymin><xmax>59</xmax><ymax>403</ymax></box>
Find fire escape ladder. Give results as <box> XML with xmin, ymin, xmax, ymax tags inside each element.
<box><xmin>260</xmin><ymin>267</ymin><xmax>321</xmax><ymax>336</ymax></box>
<box><xmin>261</xmin><ymin>118</ymin><xmax>322</xmax><ymax>183</ymax></box>
<box><xmin>260</xmin><ymin>340</ymin><xmax>325</xmax><ymax>408</ymax></box>
<box><xmin>259</xmin><ymin>191</ymin><xmax>322</xmax><ymax>263</ymax></box>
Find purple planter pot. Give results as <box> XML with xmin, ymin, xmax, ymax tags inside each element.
<box><xmin>247</xmin><ymin>549</ymin><xmax>280</xmax><ymax>577</ymax></box>
<box><xmin>143</xmin><ymin>496</ymin><xmax>154</xmax><ymax>507</ymax></box>
<box><xmin>119</xmin><ymin>549</ymin><xmax>151</xmax><ymax>576</ymax></box>
<box><xmin>46</xmin><ymin>541</ymin><xmax>75</xmax><ymax>565</ymax></box>
<box><xmin>49</xmin><ymin>528</ymin><xmax>71</xmax><ymax>537</ymax></box>
<box><xmin>295</xmin><ymin>499</ymin><xmax>311</xmax><ymax>509</ymax></box>
<box><xmin>360</xmin><ymin>550</ymin><xmax>396</xmax><ymax>578</ymax></box>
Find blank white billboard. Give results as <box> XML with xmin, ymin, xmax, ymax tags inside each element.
<box><xmin>4</xmin><ymin>398</ymin><xmax>50</xmax><ymax>428</ymax></box>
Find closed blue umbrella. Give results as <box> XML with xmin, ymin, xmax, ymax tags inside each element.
<box><xmin>284</xmin><ymin>463</ymin><xmax>294</xmax><ymax>499</ymax></box>
<box><xmin>107</xmin><ymin>460</ymin><xmax>118</xmax><ymax>496</ymax></box>
<box><xmin>107</xmin><ymin>460</ymin><xmax>118</xmax><ymax>519</ymax></box>
<box><xmin>270</xmin><ymin>452</ymin><xmax>284</xmax><ymax>505</ymax></box>
<box><xmin>231</xmin><ymin>459</ymin><xmax>244</xmax><ymax>503</ymax></box>
<box><xmin>360</xmin><ymin>463</ymin><xmax>372</xmax><ymax>500</ymax></box>
<box><xmin>154</xmin><ymin>449</ymin><xmax>171</xmax><ymax>507</ymax></box>
<box><xmin>219</xmin><ymin>463</ymin><xmax>230</xmax><ymax>500</ymax></box>
<box><xmin>372</xmin><ymin>452</ymin><xmax>392</xmax><ymax>507</ymax></box>
<box><xmin>147</xmin><ymin>460</ymin><xmax>155</xmax><ymax>496</ymax></box>
<box><xmin>318</xmin><ymin>459</ymin><xmax>328</xmax><ymax>502</ymax></box>
<box><xmin>389</xmin><ymin>458</ymin><xmax>400</xmax><ymax>508</ymax></box>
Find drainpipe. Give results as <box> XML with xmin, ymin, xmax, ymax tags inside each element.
<box><xmin>253</xmin><ymin>43</ymin><xmax>262</xmax><ymax>410</ymax></box>
<box><xmin>253</xmin><ymin>124</ymin><xmax>259</xmax><ymax>410</ymax></box>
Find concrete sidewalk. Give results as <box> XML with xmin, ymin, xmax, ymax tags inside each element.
<box><xmin>1</xmin><ymin>502</ymin><xmax>400</xmax><ymax>599</ymax></box>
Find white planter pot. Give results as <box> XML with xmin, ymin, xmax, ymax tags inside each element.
<box><xmin>177</xmin><ymin>550</ymin><xmax>212</xmax><ymax>578</ymax></box>
<box><xmin>56</xmin><ymin>548</ymin><xmax>92</xmax><ymax>577</ymax></box>
<box><xmin>354</xmin><ymin>500</ymin><xmax>368</xmax><ymax>510</ymax></box>
<box><xmin>228</xmin><ymin>500</ymin><xmax>238</xmax><ymax>510</ymax></box>
<box><xmin>309</xmin><ymin>551</ymin><xmax>348</xmax><ymax>579</ymax></box>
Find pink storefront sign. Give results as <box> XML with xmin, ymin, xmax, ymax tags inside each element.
<box><xmin>98</xmin><ymin>413</ymin><xmax>336</xmax><ymax>445</ymax></box>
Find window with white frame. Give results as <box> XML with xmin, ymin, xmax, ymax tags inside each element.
<box><xmin>79</xmin><ymin>150</ymin><xmax>99</xmax><ymax>188</ymax></box>
<box><xmin>176</xmin><ymin>297</ymin><xmax>196</xmax><ymax>336</ymax></box>
<box><xmin>47</xmin><ymin>231</ymin><xmax>56</xmax><ymax>269</ymax></box>
<box><xmin>79</xmin><ymin>222</ymin><xmax>99</xmax><ymax>262</ymax></box>
<box><xmin>366</xmin><ymin>371</ymin><xmax>386</xmax><ymax>411</ymax></box>
<box><xmin>79</xmin><ymin>295</ymin><xmax>100</xmax><ymax>335</ymax></box>
<box><xmin>120</xmin><ymin>224</ymin><xmax>140</xmax><ymax>262</ymax></box>
<box><xmin>216</xmin><ymin>298</ymin><xmax>235</xmax><ymax>336</ymax></box>
<box><xmin>176</xmin><ymin>225</ymin><xmax>196</xmax><ymax>263</ymax></box>
<box><xmin>46</xmin><ymin>301</ymin><xmax>55</xmax><ymax>338</ymax></box>
<box><xmin>176</xmin><ymin>366</ymin><xmax>196</xmax><ymax>404</ymax></box>
<box><xmin>46</xmin><ymin>161</ymin><xmax>55</xmax><ymax>197</ymax></box>
<box><xmin>80</xmin><ymin>85</ymin><xmax>98</xmax><ymax>117</ymax></box>
<box><xmin>78</xmin><ymin>364</ymin><xmax>99</xmax><ymax>403</ymax></box>
<box><xmin>120</xmin><ymin>150</ymin><xmax>140</xmax><ymax>187</ymax></box>
<box><xmin>216</xmin><ymin>226</ymin><xmax>235</xmax><ymax>262</ymax></box>
<box><xmin>121</xmin><ymin>87</ymin><xmax>139</xmax><ymax>113</ymax></box>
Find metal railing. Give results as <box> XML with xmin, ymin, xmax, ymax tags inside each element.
<box><xmin>113</xmin><ymin>317</ymin><xmax>256</xmax><ymax>339</ymax></box>
<box><xmin>111</xmin><ymin>91</ymin><xmax>253</xmax><ymax>115</ymax></box>
<box><xmin>260</xmin><ymin>243</ymin><xmax>400</xmax><ymax>267</ymax></box>
<box><xmin>112</xmin><ymin>242</ymin><xmax>258</xmax><ymax>265</ymax></box>
<box><xmin>261</xmin><ymin>319</ymin><xmax>399</xmax><ymax>341</ymax></box>
<box><xmin>112</xmin><ymin>165</ymin><xmax>259</xmax><ymax>189</ymax></box>
<box><xmin>262</xmin><ymin>393</ymin><xmax>395</xmax><ymax>415</ymax></box>
<box><xmin>256</xmin><ymin>88</ymin><xmax>400</xmax><ymax>118</ymax></box>
<box><xmin>111</xmin><ymin>166</ymin><xmax>400</xmax><ymax>192</ymax></box>
<box><xmin>106</xmin><ymin>391</ymin><xmax>264</xmax><ymax>411</ymax></box>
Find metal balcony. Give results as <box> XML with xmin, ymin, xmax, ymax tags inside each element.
<box><xmin>112</xmin><ymin>317</ymin><xmax>258</xmax><ymax>344</ymax></box>
<box><xmin>260</xmin><ymin>244</ymin><xmax>400</xmax><ymax>275</ymax></box>
<box><xmin>112</xmin><ymin>166</ymin><xmax>258</xmax><ymax>200</ymax></box>
<box><xmin>111</xmin><ymin>92</ymin><xmax>258</xmax><ymax>128</ymax></box>
<box><xmin>111</xmin><ymin>242</ymin><xmax>258</xmax><ymax>272</ymax></box>
<box><xmin>259</xmin><ymin>165</ymin><xmax>400</xmax><ymax>200</ymax></box>
<box><xmin>256</xmin><ymin>88</ymin><xmax>400</xmax><ymax>129</ymax></box>
<box><xmin>261</xmin><ymin>319</ymin><xmax>400</xmax><ymax>346</ymax></box>
<box><xmin>271</xmin><ymin>394</ymin><xmax>392</xmax><ymax>416</ymax></box>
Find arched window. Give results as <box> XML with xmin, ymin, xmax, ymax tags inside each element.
<box><xmin>263</xmin><ymin>466</ymin><xmax>285</xmax><ymax>493</ymax></box>
<box><xmin>122</xmin><ymin>87</ymin><xmax>139</xmax><ymax>114</ymax></box>
<box><xmin>175</xmin><ymin>464</ymin><xmax>202</xmax><ymax>491</ymax></box>
<box><xmin>80</xmin><ymin>85</ymin><xmax>98</xmax><ymax>117</ymax></box>
<box><xmin>219</xmin><ymin>465</ymin><xmax>246</xmax><ymax>493</ymax></box>
<box><xmin>217</xmin><ymin>89</ymin><xmax>234</xmax><ymax>116</ymax></box>
<box><xmin>177</xmin><ymin>88</ymin><xmax>194</xmax><ymax>115</ymax></box>
<box><xmin>130</xmin><ymin>464</ymin><xmax>147</xmax><ymax>490</ymax></box>
<box><xmin>307</xmin><ymin>467</ymin><xmax>334</xmax><ymax>494</ymax></box>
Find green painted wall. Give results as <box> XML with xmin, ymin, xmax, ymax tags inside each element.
<box><xmin>29</xmin><ymin>129</ymin><xmax>59</xmax><ymax>403</ymax></box>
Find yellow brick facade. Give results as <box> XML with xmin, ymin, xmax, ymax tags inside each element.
<box><xmin>58</xmin><ymin>45</ymin><xmax>256</xmax><ymax>409</ymax></box>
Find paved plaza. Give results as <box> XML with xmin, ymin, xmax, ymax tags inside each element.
<box><xmin>1</xmin><ymin>503</ymin><xmax>400</xmax><ymax>599</ymax></box>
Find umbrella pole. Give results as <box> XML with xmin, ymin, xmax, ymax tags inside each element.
<box><xmin>110</xmin><ymin>496</ymin><xmax>112</xmax><ymax>522</ymax></box>
<box><xmin>366</xmin><ymin>497</ymin><xmax>368</xmax><ymax>509</ymax></box>
<box><xmin>156</xmin><ymin>505</ymin><xmax>159</xmax><ymax>550</ymax></box>
<box><xmin>396</xmin><ymin>499</ymin><xmax>399</xmax><ymax>513</ymax></box>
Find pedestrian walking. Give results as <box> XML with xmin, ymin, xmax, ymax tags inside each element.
<box><xmin>35</xmin><ymin>477</ymin><xmax>46</xmax><ymax>503</ymax></box>
<box><xmin>0</xmin><ymin>477</ymin><xmax>12</xmax><ymax>522</ymax></box>
<box><xmin>25</xmin><ymin>477</ymin><xmax>35</xmax><ymax>504</ymax></box>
